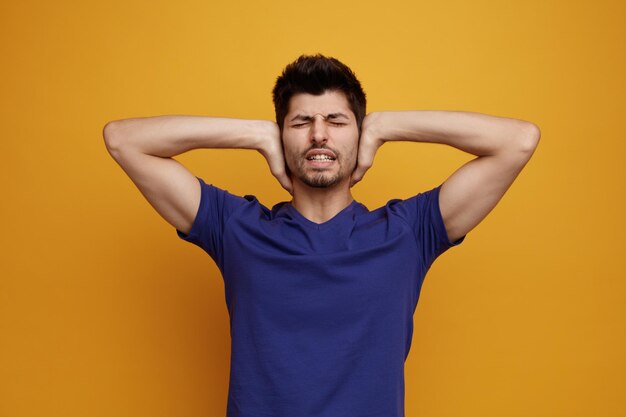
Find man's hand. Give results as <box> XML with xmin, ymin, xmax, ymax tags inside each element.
<box><xmin>350</xmin><ymin>112</ymin><xmax>385</xmax><ymax>187</ymax></box>
<box><xmin>256</xmin><ymin>121</ymin><xmax>293</xmax><ymax>195</ymax></box>
<box><xmin>103</xmin><ymin>116</ymin><xmax>294</xmax><ymax>235</ymax></box>
<box><xmin>349</xmin><ymin>110</ymin><xmax>540</xmax><ymax>242</ymax></box>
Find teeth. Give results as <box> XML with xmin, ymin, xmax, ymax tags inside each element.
<box><xmin>308</xmin><ymin>155</ymin><xmax>334</xmax><ymax>161</ymax></box>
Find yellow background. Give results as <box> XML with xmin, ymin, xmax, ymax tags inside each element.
<box><xmin>2</xmin><ymin>0</ymin><xmax>624</xmax><ymax>416</ymax></box>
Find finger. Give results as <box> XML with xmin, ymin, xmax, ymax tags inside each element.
<box><xmin>350</xmin><ymin>171</ymin><xmax>361</xmax><ymax>186</ymax></box>
<box><xmin>350</xmin><ymin>168</ymin><xmax>362</xmax><ymax>186</ymax></box>
<box><xmin>351</xmin><ymin>135</ymin><xmax>380</xmax><ymax>186</ymax></box>
<box><xmin>271</xmin><ymin>167</ymin><xmax>292</xmax><ymax>193</ymax></box>
<box><xmin>350</xmin><ymin>165</ymin><xmax>367</xmax><ymax>187</ymax></box>
<box><xmin>350</xmin><ymin>153</ymin><xmax>373</xmax><ymax>186</ymax></box>
<box><xmin>277</xmin><ymin>173</ymin><xmax>293</xmax><ymax>195</ymax></box>
<box><xmin>266</xmin><ymin>157</ymin><xmax>292</xmax><ymax>194</ymax></box>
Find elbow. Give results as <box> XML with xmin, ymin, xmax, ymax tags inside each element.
<box><xmin>103</xmin><ymin>120</ymin><xmax>125</xmax><ymax>158</ymax></box>
<box><xmin>515</xmin><ymin>122</ymin><xmax>541</xmax><ymax>155</ymax></box>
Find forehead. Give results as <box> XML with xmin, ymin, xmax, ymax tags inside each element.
<box><xmin>287</xmin><ymin>90</ymin><xmax>353</xmax><ymax>118</ymax></box>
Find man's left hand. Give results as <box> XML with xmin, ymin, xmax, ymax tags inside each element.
<box><xmin>350</xmin><ymin>112</ymin><xmax>385</xmax><ymax>187</ymax></box>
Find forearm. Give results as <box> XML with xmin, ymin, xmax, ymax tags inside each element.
<box><xmin>366</xmin><ymin>110</ymin><xmax>540</xmax><ymax>157</ymax></box>
<box><xmin>103</xmin><ymin>115</ymin><xmax>276</xmax><ymax>158</ymax></box>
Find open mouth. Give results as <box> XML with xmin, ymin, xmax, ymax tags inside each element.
<box><xmin>305</xmin><ymin>153</ymin><xmax>336</xmax><ymax>168</ymax></box>
<box><xmin>304</xmin><ymin>149</ymin><xmax>337</xmax><ymax>163</ymax></box>
<box><xmin>306</xmin><ymin>155</ymin><xmax>336</xmax><ymax>161</ymax></box>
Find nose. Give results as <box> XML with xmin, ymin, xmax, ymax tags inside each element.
<box><xmin>310</xmin><ymin>115</ymin><xmax>328</xmax><ymax>144</ymax></box>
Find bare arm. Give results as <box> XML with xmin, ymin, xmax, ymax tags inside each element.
<box><xmin>103</xmin><ymin>115</ymin><xmax>291</xmax><ymax>235</ymax></box>
<box><xmin>351</xmin><ymin>110</ymin><xmax>541</xmax><ymax>242</ymax></box>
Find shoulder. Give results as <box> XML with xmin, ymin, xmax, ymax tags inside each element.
<box><xmin>193</xmin><ymin>177</ymin><xmax>269</xmax><ymax>222</ymax></box>
<box><xmin>382</xmin><ymin>185</ymin><xmax>442</xmax><ymax>220</ymax></box>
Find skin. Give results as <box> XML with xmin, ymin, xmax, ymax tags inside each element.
<box><xmin>103</xmin><ymin>90</ymin><xmax>540</xmax><ymax>243</ymax></box>
<box><xmin>280</xmin><ymin>91</ymin><xmax>360</xmax><ymax>224</ymax></box>
<box><xmin>351</xmin><ymin>110</ymin><xmax>540</xmax><ymax>242</ymax></box>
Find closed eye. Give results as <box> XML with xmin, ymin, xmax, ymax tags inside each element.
<box><xmin>290</xmin><ymin>120</ymin><xmax>348</xmax><ymax>128</ymax></box>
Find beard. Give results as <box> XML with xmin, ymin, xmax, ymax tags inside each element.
<box><xmin>287</xmin><ymin>145</ymin><xmax>353</xmax><ymax>189</ymax></box>
<box><xmin>298</xmin><ymin>169</ymin><xmax>342</xmax><ymax>188</ymax></box>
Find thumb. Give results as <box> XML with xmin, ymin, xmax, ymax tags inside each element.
<box><xmin>350</xmin><ymin>152</ymin><xmax>374</xmax><ymax>187</ymax></box>
<box><xmin>350</xmin><ymin>167</ymin><xmax>365</xmax><ymax>187</ymax></box>
<box><xmin>266</xmin><ymin>156</ymin><xmax>293</xmax><ymax>195</ymax></box>
<box><xmin>278</xmin><ymin>173</ymin><xmax>293</xmax><ymax>195</ymax></box>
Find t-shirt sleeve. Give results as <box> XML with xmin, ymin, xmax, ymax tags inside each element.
<box><xmin>391</xmin><ymin>183</ymin><xmax>466</xmax><ymax>269</ymax></box>
<box><xmin>175</xmin><ymin>177</ymin><xmax>249</xmax><ymax>267</ymax></box>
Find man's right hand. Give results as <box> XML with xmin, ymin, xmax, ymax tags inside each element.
<box><xmin>256</xmin><ymin>121</ymin><xmax>293</xmax><ymax>195</ymax></box>
<box><xmin>103</xmin><ymin>116</ymin><xmax>293</xmax><ymax>236</ymax></box>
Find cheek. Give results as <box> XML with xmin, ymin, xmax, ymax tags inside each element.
<box><xmin>342</xmin><ymin>137</ymin><xmax>359</xmax><ymax>163</ymax></box>
<box><xmin>347</xmin><ymin>149</ymin><xmax>358</xmax><ymax>168</ymax></box>
<box><xmin>283</xmin><ymin>133</ymin><xmax>310</xmax><ymax>157</ymax></box>
<box><xmin>281</xmin><ymin>141</ymin><xmax>299</xmax><ymax>169</ymax></box>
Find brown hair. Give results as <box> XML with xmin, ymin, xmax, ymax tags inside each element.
<box><xmin>272</xmin><ymin>54</ymin><xmax>366</xmax><ymax>134</ymax></box>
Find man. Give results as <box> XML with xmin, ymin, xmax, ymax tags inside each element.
<box><xmin>103</xmin><ymin>54</ymin><xmax>540</xmax><ymax>417</ymax></box>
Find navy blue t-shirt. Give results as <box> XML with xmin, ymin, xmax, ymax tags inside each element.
<box><xmin>177</xmin><ymin>177</ymin><xmax>465</xmax><ymax>417</ymax></box>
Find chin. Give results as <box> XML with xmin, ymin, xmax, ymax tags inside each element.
<box><xmin>299</xmin><ymin>172</ymin><xmax>346</xmax><ymax>189</ymax></box>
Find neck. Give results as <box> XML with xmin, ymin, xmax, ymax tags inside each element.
<box><xmin>290</xmin><ymin>180</ymin><xmax>354</xmax><ymax>224</ymax></box>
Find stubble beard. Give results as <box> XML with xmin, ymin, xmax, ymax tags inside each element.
<box><xmin>291</xmin><ymin>149</ymin><xmax>351</xmax><ymax>189</ymax></box>
<box><xmin>299</xmin><ymin>168</ymin><xmax>341</xmax><ymax>188</ymax></box>
<box><xmin>286</xmin><ymin>144</ymin><xmax>357</xmax><ymax>189</ymax></box>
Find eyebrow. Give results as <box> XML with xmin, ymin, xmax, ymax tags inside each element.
<box><xmin>289</xmin><ymin>112</ymin><xmax>350</xmax><ymax>122</ymax></box>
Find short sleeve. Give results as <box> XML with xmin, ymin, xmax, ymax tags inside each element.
<box><xmin>390</xmin><ymin>184</ymin><xmax>465</xmax><ymax>269</ymax></box>
<box><xmin>176</xmin><ymin>177</ymin><xmax>249</xmax><ymax>268</ymax></box>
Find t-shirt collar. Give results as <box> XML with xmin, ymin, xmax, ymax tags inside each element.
<box><xmin>272</xmin><ymin>199</ymin><xmax>367</xmax><ymax>230</ymax></box>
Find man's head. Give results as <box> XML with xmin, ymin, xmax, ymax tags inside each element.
<box><xmin>272</xmin><ymin>54</ymin><xmax>366</xmax><ymax>135</ymax></box>
<box><xmin>272</xmin><ymin>54</ymin><xmax>366</xmax><ymax>190</ymax></box>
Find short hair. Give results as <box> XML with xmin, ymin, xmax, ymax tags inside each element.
<box><xmin>272</xmin><ymin>54</ymin><xmax>366</xmax><ymax>134</ymax></box>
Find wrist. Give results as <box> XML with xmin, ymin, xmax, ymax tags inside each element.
<box><xmin>251</xmin><ymin>120</ymin><xmax>281</xmax><ymax>155</ymax></box>
<box><xmin>362</xmin><ymin>111</ymin><xmax>388</xmax><ymax>146</ymax></box>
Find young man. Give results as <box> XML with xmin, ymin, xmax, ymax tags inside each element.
<box><xmin>103</xmin><ymin>54</ymin><xmax>540</xmax><ymax>417</ymax></box>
